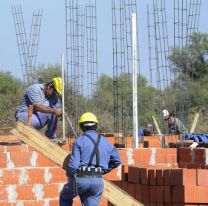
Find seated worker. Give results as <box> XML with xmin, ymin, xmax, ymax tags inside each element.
<box><xmin>162</xmin><ymin>109</ymin><xmax>188</xmax><ymax>136</ymax></box>
<box><xmin>138</xmin><ymin>123</ymin><xmax>154</xmax><ymax>136</ymax></box>
<box><xmin>15</xmin><ymin>77</ymin><xmax>62</xmax><ymax>139</ymax></box>
<box><xmin>60</xmin><ymin>112</ymin><xmax>121</xmax><ymax>206</ymax></box>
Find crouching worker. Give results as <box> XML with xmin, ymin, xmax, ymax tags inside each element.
<box><xmin>60</xmin><ymin>112</ymin><xmax>121</xmax><ymax>206</ymax></box>
<box><xmin>15</xmin><ymin>77</ymin><xmax>62</xmax><ymax>139</ymax></box>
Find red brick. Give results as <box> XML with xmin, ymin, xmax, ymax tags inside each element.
<box><xmin>121</xmin><ymin>181</ymin><xmax>128</xmax><ymax>191</ymax></box>
<box><xmin>6</xmin><ymin>145</ymin><xmax>28</xmax><ymax>152</ymax></box>
<box><xmin>0</xmin><ymin>169</ymin><xmax>21</xmax><ymax>184</ymax></box>
<box><xmin>0</xmin><ymin>146</ymin><xmax>5</xmax><ymax>152</ymax></box>
<box><xmin>172</xmin><ymin>186</ymin><xmax>208</xmax><ymax>203</ymax></box>
<box><xmin>140</xmin><ymin>168</ymin><xmax>148</xmax><ymax>185</ymax></box>
<box><xmin>0</xmin><ymin>185</ymin><xmax>8</xmax><ymax>200</ymax></box>
<box><xmin>156</xmin><ymin>169</ymin><xmax>164</xmax><ymax>186</ymax></box>
<box><xmin>133</xmin><ymin>149</ymin><xmax>152</xmax><ymax>165</ymax></box>
<box><xmin>155</xmin><ymin>149</ymin><xmax>177</xmax><ymax>165</ymax></box>
<box><xmin>118</xmin><ymin>150</ymin><xmax>128</xmax><ymax>165</ymax></box>
<box><xmin>43</xmin><ymin>184</ymin><xmax>60</xmax><ymax>198</ymax></box>
<box><xmin>16</xmin><ymin>185</ymin><xmax>36</xmax><ymax>200</ymax></box>
<box><xmin>127</xmin><ymin>182</ymin><xmax>136</xmax><ymax>198</ymax></box>
<box><xmin>141</xmin><ymin>185</ymin><xmax>149</xmax><ymax>202</ymax></box>
<box><xmin>48</xmin><ymin>199</ymin><xmax>59</xmax><ymax>206</ymax></box>
<box><xmin>27</xmin><ymin>169</ymin><xmax>45</xmax><ymax>184</ymax></box>
<box><xmin>143</xmin><ymin>136</ymin><xmax>162</xmax><ymax>148</ymax></box>
<box><xmin>197</xmin><ymin>169</ymin><xmax>208</xmax><ymax>186</ymax></box>
<box><xmin>128</xmin><ymin>166</ymin><xmax>140</xmax><ymax>183</ymax></box>
<box><xmin>149</xmin><ymin>186</ymin><xmax>157</xmax><ymax>202</ymax></box>
<box><xmin>135</xmin><ymin>184</ymin><xmax>142</xmax><ymax>201</ymax></box>
<box><xmin>148</xmin><ymin>169</ymin><xmax>156</xmax><ymax>185</ymax></box>
<box><xmin>112</xmin><ymin>180</ymin><xmax>122</xmax><ymax>188</ymax></box>
<box><xmin>10</xmin><ymin>152</ymin><xmax>32</xmax><ymax>167</ymax></box>
<box><xmin>0</xmin><ymin>153</ymin><xmax>7</xmax><ymax>168</ymax></box>
<box><xmin>177</xmin><ymin>148</ymin><xmax>206</xmax><ymax>168</ymax></box>
<box><xmin>164</xmin><ymin>186</ymin><xmax>171</xmax><ymax>203</ymax></box>
<box><xmin>22</xmin><ymin>200</ymin><xmax>45</xmax><ymax>206</ymax></box>
<box><xmin>165</xmin><ymin>135</ymin><xmax>180</xmax><ymax>143</ymax></box>
<box><xmin>170</xmin><ymin>169</ymin><xmax>196</xmax><ymax>186</ymax></box>
<box><xmin>156</xmin><ymin>186</ymin><xmax>164</xmax><ymax>203</ymax></box>
<box><xmin>163</xmin><ymin>169</ymin><xmax>170</xmax><ymax>186</ymax></box>
<box><xmin>48</xmin><ymin>168</ymin><xmax>67</xmax><ymax>183</ymax></box>
<box><xmin>36</xmin><ymin>153</ymin><xmax>57</xmax><ymax>167</ymax></box>
<box><xmin>121</xmin><ymin>165</ymin><xmax>128</xmax><ymax>181</ymax></box>
<box><xmin>103</xmin><ymin>167</ymin><xmax>121</xmax><ymax>180</ymax></box>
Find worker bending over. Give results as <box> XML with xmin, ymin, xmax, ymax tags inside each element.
<box><xmin>60</xmin><ymin>112</ymin><xmax>121</xmax><ymax>206</ymax></box>
<box><xmin>15</xmin><ymin>77</ymin><xmax>62</xmax><ymax>139</ymax></box>
<box><xmin>163</xmin><ymin>109</ymin><xmax>188</xmax><ymax>136</ymax></box>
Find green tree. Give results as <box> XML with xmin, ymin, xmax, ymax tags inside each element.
<box><xmin>169</xmin><ymin>32</ymin><xmax>208</xmax><ymax>79</ymax></box>
<box><xmin>0</xmin><ymin>71</ymin><xmax>24</xmax><ymax>127</ymax></box>
<box><xmin>35</xmin><ymin>64</ymin><xmax>62</xmax><ymax>83</ymax></box>
<box><xmin>168</xmin><ymin>32</ymin><xmax>208</xmax><ymax>131</ymax></box>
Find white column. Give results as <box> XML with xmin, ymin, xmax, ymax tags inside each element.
<box><xmin>132</xmin><ymin>13</ymin><xmax>138</xmax><ymax>148</ymax></box>
<box><xmin>61</xmin><ymin>53</ymin><xmax>65</xmax><ymax>140</ymax></box>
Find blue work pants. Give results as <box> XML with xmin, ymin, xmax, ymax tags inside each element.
<box><xmin>16</xmin><ymin>111</ymin><xmax>57</xmax><ymax>138</ymax></box>
<box><xmin>60</xmin><ymin>177</ymin><xmax>104</xmax><ymax>206</ymax></box>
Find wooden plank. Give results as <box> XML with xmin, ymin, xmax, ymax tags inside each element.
<box><xmin>11</xmin><ymin>121</ymin><xmax>143</xmax><ymax>206</ymax></box>
<box><xmin>190</xmin><ymin>113</ymin><xmax>199</xmax><ymax>133</ymax></box>
<box><xmin>152</xmin><ymin>115</ymin><xmax>162</xmax><ymax>135</ymax></box>
<box><xmin>0</xmin><ymin>135</ymin><xmax>21</xmax><ymax>143</ymax></box>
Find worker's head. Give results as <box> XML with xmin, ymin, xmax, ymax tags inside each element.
<box><xmin>162</xmin><ymin>109</ymin><xmax>169</xmax><ymax>120</ymax></box>
<box><xmin>163</xmin><ymin>109</ymin><xmax>175</xmax><ymax>123</ymax></box>
<box><xmin>79</xmin><ymin>112</ymin><xmax>98</xmax><ymax>132</ymax></box>
<box><xmin>143</xmin><ymin>123</ymin><xmax>153</xmax><ymax>136</ymax></box>
<box><xmin>45</xmin><ymin>77</ymin><xmax>62</xmax><ymax>97</ymax></box>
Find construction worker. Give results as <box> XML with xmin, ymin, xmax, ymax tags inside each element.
<box><xmin>15</xmin><ymin>77</ymin><xmax>62</xmax><ymax>139</ymax></box>
<box><xmin>138</xmin><ymin>123</ymin><xmax>154</xmax><ymax>136</ymax></box>
<box><xmin>60</xmin><ymin>112</ymin><xmax>121</xmax><ymax>206</ymax></box>
<box><xmin>162</xmin><ymin>109</ymin><xmax>188</xmax><ymax>136</ymax></box>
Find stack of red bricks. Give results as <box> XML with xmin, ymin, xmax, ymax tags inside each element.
<box><xmin>108</xmin><ymin>165</ymin><xmax>208</xmax><ymax>205</ymax></box>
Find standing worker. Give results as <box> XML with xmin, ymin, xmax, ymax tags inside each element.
<box><xmin>162</xmin><ymin>109</ymin><xmax>188</xmax><ymax>136</ymax></box>
<box><xmin>60</xmin><ymin>112</ymin><xmax>121</xmax><ymax>206</ymax></box>
<box><xmin>15</xmin><ymin>77</ymin><xmax>62</xmax><ymax>139</ymax></box>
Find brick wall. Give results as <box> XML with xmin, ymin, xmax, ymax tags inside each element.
<box><xmin>0</xmin><ymin>135</ymin><xmax>208</xmax><ymax>206</ymax></box>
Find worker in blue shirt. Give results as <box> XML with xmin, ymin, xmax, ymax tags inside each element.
<box><xmin>15</xmin><ymin>77</ymin><xmax>62</xmax><ymax>139</ymax></box>
<box><xmin>60</xmin><ymin>112</ymin><xmax>121</xmax><ymax>206</ymax></box>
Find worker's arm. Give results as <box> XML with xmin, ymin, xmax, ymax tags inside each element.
<box><xmin>103</xmin><ymin>147</ymin><xmax>121</xmax><ymax>174</ymax></box>
<box><xmin>33</xmin><ymin>104</ymin><xmax>62</xmax><ymax>117</ymax></box>
<box><xmin>66</xmin><ymin>141</ymin><xmax>81</xmax><ymax>177</ymax></box>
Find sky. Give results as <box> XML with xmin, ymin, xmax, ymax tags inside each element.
<box><xmin>0</xmin><ymin>0</ymin><xmax>208</xmax><ymax>84</ymax></box>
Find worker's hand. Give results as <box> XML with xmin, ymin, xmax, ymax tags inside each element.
<box><xmin>54</xmin><ymin>108</ymin><xmax>62</xmax><ymax>117</ymax></box>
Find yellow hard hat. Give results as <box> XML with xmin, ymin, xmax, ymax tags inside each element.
<box><xmin>79</xmin><ymin>112</ymin><xmax>98</xmax><ymax>124</ymax></box>
<box><xmin>52</xmin><ymin>77</ymin><xmax>62</xmax><ymax>95</ymax></box>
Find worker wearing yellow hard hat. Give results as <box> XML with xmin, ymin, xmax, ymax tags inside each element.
<box><xmin>52</xmin><ymin>77</ymin><xmax>62</xmax><ymax>95</ymax></box>
<box><xmin>16</xmin><ymin>77</ymin><xmax>63</xmax><ymax>140</ymax></box>
<box><xmin>60</xmin><ymin>112</ymin><xmax>121</xmax><ymax>206</ymax></box>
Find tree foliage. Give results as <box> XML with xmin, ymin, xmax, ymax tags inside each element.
<box><xmin>169</xmin><ymin>32</ymin><xmax>208</xmax><ymax>79</ymax></box>
<box><xmin>0</xmin><ymin>72</ymin><xmax>24</xmax><ymax>127</ymax></box>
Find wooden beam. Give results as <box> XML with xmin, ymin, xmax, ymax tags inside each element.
<box><xmin>0</xmin><ymin>135</ymin><xmax>21</xmax><ymax>143</ymax></box>
<box><xmin>11</xmin><ymin>121</ymin><xmax>143</xmax><ymax>206</ymax></box>
<box><xmin>152</xmin><ymin>116</ymin><xmax>161</xmax><ymax>135</ymax></box>
<box><xmin>190</xmin><ymin>113</ymin><xmax>199</xmax><ymax>134</ymax></box>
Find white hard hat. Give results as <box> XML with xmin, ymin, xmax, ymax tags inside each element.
<box><xmin>162</xmin><ymin>109</ymin><xmax>169</xmax><ymax>120</ymax></box>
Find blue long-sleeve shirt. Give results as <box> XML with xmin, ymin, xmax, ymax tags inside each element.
<box><xmin>67</xmin><ymin>130</ymin><xmax>121</xmax><ymax>177</ymax></box>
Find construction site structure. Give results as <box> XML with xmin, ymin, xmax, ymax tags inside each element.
<box><xmin>0</xmin><ymin>121</ymin><xmax>208</xmax><ymax>205</ymax></box>
<box><xmin>12</xmin><ymin>4</ymin><xmax>43</xmax><ymax>85</ymax></box>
